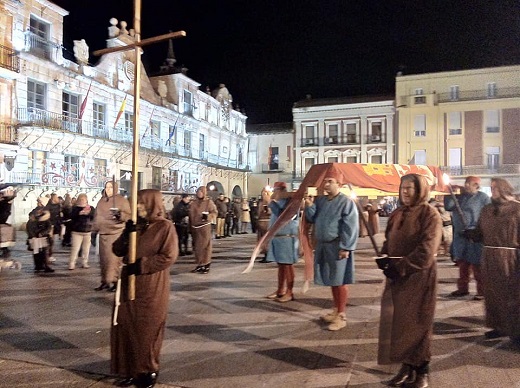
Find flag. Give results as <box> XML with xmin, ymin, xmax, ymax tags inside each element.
<box><xmin>113</xmin><ymin>95</ymin><xmax>127</xmax><ymax>128</ymax></box>
<box><xmin>78</xmin><ymin>82</ymin><xmax>92</xmax><ymax>120</ymax></box>
<box><xmin>166</xmin><ymin>114</ymin><xmax>179</xmax><ymax>145</ymax></box>
<box><xmin>141</xmin><ymin>107</ymin><xmax>156</xmax><ymax>140</ymax></box>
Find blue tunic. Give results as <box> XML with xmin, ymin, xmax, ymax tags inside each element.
<box><xmin>444</xmin><ymin>191</ymin><xmax>490</xmax><ymax>264</ymax></box>
<box><xmin>265</xmin><ymin>198</ymin><xmax>299</xmax><ymax>264</ymax></box>
<box><xmin>305</xmin><ymin>193</ymin><xmax>359</xmax><ymax>286</ymax></box>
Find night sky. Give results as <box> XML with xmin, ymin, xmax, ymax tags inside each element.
<box><xmin>52</xmin><ymin>0</ymin><xmax>520</xmax><ymax>124</ymax></box>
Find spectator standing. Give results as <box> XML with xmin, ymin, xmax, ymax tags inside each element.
<box><xmin>26</xmin><ymin>203</ymin><xmax>54</xmax><ymax>273</ymax></box>
<box><xmin>111</xmin><ymin>189</ymin><xmax>178</xmax><ymax>388</ymax></box>
<box><xmin>240</xmin><ymin>198</ymin><xmax>251</xmax><ymax>233</ymax></box>
<box><xmin>224</xmin><ymin>197</ymin><xmax>233</xmax><ymax>237</ymax></box>
<box><xmin>68</xmin><ymin>193</ymin><xmax>95</xmax><ymax>270</ymax></box>
<box><xmin>304</xmin><ymin>173</ymin><xmax>359</xmax><ymax>331</ymax></box>
<box><xmin>214</xmin><ymin>193</ymin><xmax>227</xmax><ymax>239</ymax></box>
<box><xmin>444</xmin><ymin>176</ymin><xmax>490</xmax><ymax>300</ymax></box>
<box><xmin>249</xmin><ymin>197</ymin><xmax>259</xmax><ymax>233</ymax></box>
<box><xmin>265</xmin><ymin>182</ymin><xmax>299</xmax><ymax>303</ymax></box>
<box><xmin>231</xmin><ymin>197</ymin><xmax>241</xmax><ymax>235</ymax></box>
<box><xmin>188</xmin><ymin>186</ymin><xmax>217</xmax><ymax>274</ymax></box>
<box><xmin>476</xmin><ymin>177</ymin><xmax>520</xmax><ymax>341</ymax></box>
<box><xmin>172</xmin><ymin>194</ymin><xmax>191</xmax><ymax>255</ymax></box>
<box><xmin>45</xmin><ymin>193</ymin><xmax>62</xmax><ymax>262</ymax></box>
<box><xmin>92</xmin><ymin>180</ymin><xmax>131</xmax><ymax>291</ymax></box>
<box><xmin>366</xmin><ymin>202</ymin><xmax>380</xmax><ymax>235</ymax></box>
<box><xmin>61</xmin><ymin>193</ymin><xmax>73</xmax><ymax>247</ymax></box>
<box><xmin>376</xmin><ymin>174</ymin><xmax>442</xmax><ymax>388</ymax></box>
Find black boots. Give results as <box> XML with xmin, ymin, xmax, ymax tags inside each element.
<box><xmin>115</xmin><ymin>372</ymin><xmax>158</xmax><ymax>388</ymax></box>
<box><xmin>190</xmin><ymin>263</ymin><xmax>211</xmax><ymax>274</ymax></box>
<box><xmin>386</xmin><ymin>363</ymin><xmax>429</xmax><ymax>388</ymax></box>
<box><xmin>385</xmin><ymin>364</ymin><xmax>415</xmax><ymax>387</ymax></box>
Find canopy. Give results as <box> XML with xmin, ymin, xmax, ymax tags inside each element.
<box><xmin>243</xmin><ymin>163</ymin><xmax>448</xmax><ymax>283</ymax></box>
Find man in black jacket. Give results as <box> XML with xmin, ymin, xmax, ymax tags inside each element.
<box><xmin>173</xmin><ymin>194</ymin><xmax>191</xmax><ymax>255</ymax></box>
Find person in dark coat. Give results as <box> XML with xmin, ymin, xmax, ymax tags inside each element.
<box><xmin>376</xmin><ymin>174</ymin><xmax>442</xmax><ymax>388</ymax></box>
<box><xmin>111</xmin><ymin>189</ymin><xmax>178</xmax><ymax>388</ymax></box>
<box><xmin>68</xmin><ymin>193</ymin><xmax>95</xmax><ymax>270</ymax></box>
<box><xmin>26</xmin><ymin>205</ymin><xmax>54</xmax><ymax>273</ymax></box>
<box><xmin>172</xmin><ymin>194</ymin><xmax>191</xmax><ymax>255</ymax></box>
<box><xmin>45</xmin><ymin>193</ymin><xmax>62</xmax><ymax>262</ymax></box>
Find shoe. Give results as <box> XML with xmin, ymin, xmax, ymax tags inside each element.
<box><xmin>200</xmin><ymin>264</ymin><xmax>211</xmax><ymax>274</ymax></box>
<box><xmin>473</xmin><ymin>294</ymin><xmax>484</xmax><ymax>301</ymax></box>
<box><xmin>191</xmin><ymin>266</ymin><xmax>203</xmax><ymax>273</ymax></box>
<box><xmin>485</xmin><ymin>329</ymin><xmax>504</xmax><ymax>339</ymax></box>
<box><xmin>68</xmin><ymin>267</ymin><xmax>75</xmax><ymax>270</ymax></box>
<box><xmin>320</xmin><ymin>308</ymin><xmax>338</xmax><ymax>323</ymax></box>
<box><xmin>328</xmin><ymin>313</ymin><xmax>347</xmax><ymax>331</ymax></box>
<box><xmin>385</xmin><ymin>364</ymin><xmax>414</xmax><ymax>387</ymax></box>
<box><xmin>108</xmin><ymin>284</ymin><xmax>117</xmax><ymax>292</ymax></box>
<box><xmin>48</xmin><ymin>256</ymin><xmax>56</xmax><ymax>262</ymax></box>
<box><xmin>44</xmin><ymin>267</ymin><xmax>55</xmax><ymax>273</ymax></box>
<box><xmin>136</xmin><ymin>371</ymin><xmax>158</xmax><ymax>388</ymax></box>
<box><xmin>448</xmin><ymin>290</ymin><xmax>469</xmax><ymax>297</ymax></box>
<box><xmin>259</xmin><ymin>258</ymin><xmax>268</xmax><ymax>263</ymax></box>
<box><xmin>114</xmin><ymin>377</ymin><xmax>135</xmax><ymax>387</ymax></box>
<box><xmin>277</xmin><ymin>293</ymin><xmax>294</xmax><ymax>303</ymax></box>
<box><xmin>405</xmin><ymin>372</ymin><xmax>429</xmax><ymax>388</ymax></box>
<box><xmin>94</xmin><ymin>283</ymin><xmax>109</xmax><ymax>291</ymax></box>
<box><xmin>266</xmin><ymin>291</ymin><xmax>284</xmax><ymax>299</ymax></box>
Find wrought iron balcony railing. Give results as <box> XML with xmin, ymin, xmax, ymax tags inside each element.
<box><xmin>0</xmin><ymin>44</ymin><xmax>20</xmax><ymax>73</ymax></box>
<box><xmin>24</xmin><ymin>31</ymin><xmax>60</xmax><ymax>60</ymax></box>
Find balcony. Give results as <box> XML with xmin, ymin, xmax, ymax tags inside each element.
<box><xmin>0</xmin><ymin>44</ymin><xmax>20</xmax><ymax>73</ymax></box>
<box><xmin>366</xmin><ymin>134</ymin><xmax>386</xmax><ymax>143</ymax></box>
<box><xmin>441</xmin><ymin>164</ymin><xmax>520</xmax><ymax>176</ymax></box>
<box><xmin>0</xmin><ymin>123</ymin><xmax>17</xmax><ymax>144</ymax></box>
<box><xmin>301</xmin><ymin>137</ymin><xmax>319</xmax><ymax>147</ymax></box>
<box><xmin>24</xmin><ymin>31</ymin><xmax>60</xmax><ymax>61</ymax></box>
<box><xmin>261</xmin><ymin>163</ymin><xmax>283</xmax><ymax>173</ymax></box>
<box><xmin>322</xmin><ymin>135</ymin><xmax>360</xmax><ymax>146</ymax></box>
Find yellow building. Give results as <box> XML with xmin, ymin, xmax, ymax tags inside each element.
<box><xmin>396</xmin><ymin>65</ymin><xmax>520</xmax><ymax>188</ymax></box>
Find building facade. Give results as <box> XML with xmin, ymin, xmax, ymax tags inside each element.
<box><xmin>0</xmin><ymin>0</ymin><xmax>248</xmax><ymax>227</ymax></box>
<box><xmin>292</xmin><ymin>95</ymin><xmax>395</xmax><ymax>187</ymax></box>
<box><xmin>396</xmin><ymin>65</ymin><xmax>520</xmax><ymax>188</ymax></box>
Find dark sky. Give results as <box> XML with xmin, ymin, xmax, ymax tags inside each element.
<box><xmin>52</xmin><ymin>0</ymin><xmax>520</xmax><ymax>124</ymax></box>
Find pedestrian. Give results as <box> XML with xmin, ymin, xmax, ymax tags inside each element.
<box><xmin>188</xmin><ymin>186</ymin><xmax>217</xmax><ymax>274</ymax></box>
<box><xmin>264</xmin><ymin>182</ymin><xmax>299</xmax><ymax>303</ymax></box>
<box><xmin>444</xmin><ymin>176</ymin><xmax>490</xmax><ymax>300</ymax></box>
<box><xmin>214</xmin><ymin>193</ymin><xmax>227</xmax><ymax>239</ymax></box>
<box><xmin>240</xmin><ymin>198</ymin><xmax>251</xmax><ymax>233</ymax></box>
<box><xmin>249</xmin><ymin>197</ymin><xmax>259</xmax><ymax>233</ymax></box>
<box><xmin>231</xmin><ymin>197</ymin><xmax>241</xmax><ymax>235</ymax></box>
<box><xmin>111</xmin><ymin>189</ymin><xmax>178</xmax><ymax>388</ymax></box>
<box><xmin>257</xmin><ymin>188</ymin><xmax>272</xmax><ymax>262</ymax></box>
<box><xmin>26</xmin><ymin>203</ymin><xmax>54</xmax><ymax>273</ymax></box>
<box><xmin>172</xmin><ymin>194</ymin><xmax>191</xmax><ymax>255</ymax></box>
<box><xmin>224</xmin><ymin>197</ymin><xmax>233</xmax><ymax>237</ymax></box>
<box><xmin>304</xmin><ymin>173</ymin><xmax>359</xmax><ymax>331</ymax></box>
<box><xmin>376</xmin><ymin>173</ymin><xmax>442</xmax><ymax>388</ymax></box>
<box><xmin>475</xmin><ymin>177</ymin><xmax>520</xmax><ymax>342</ymax></box>
<box><xmin>365</xmin><ymin>202</ymin><xmax>380</xmax><ymax>235</ymax></box>
<box><xmin>44</xmin><ymin>193</ymin><xmax>62</xmax><ymax>262</ymax></box>
<box><xmin>68</xmin><ymin>193</ymin><xmax>95</xmax><ymax>270</ymax></box>
<box><xmin>61</xmin><ymin>193</ymin><xmax>73</xmax><ymax>247</ymax></box>
<box><xmin>92</xmin><ymin>180</ymin><xmax>131</xmax><ymax>291</ymax></box>
<box><xmin>428</xmin><ymin>199</ymin><xmax>453</xmax><ymax>256</ymax></box>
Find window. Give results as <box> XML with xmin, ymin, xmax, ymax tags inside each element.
<box><xmin>415</xmin><ymin>88</ymin><xmax>424</xmax><ymax>95</ymax></box>
<box><xmin>413</xmin><ymin>150</ymin><xmax>426</xmax><ymax>165</ymax></box>
<box><xmin>414</xmin><ymin>96</ymin><xmax>426</xmax><ymax>104</ymax></box>
<box><xmin>27</xmin><ymin>80</ymin><xmax>46</xmax><ymax>110</ymax></box>
<box><xmin>486</xmin><ymin>147</ymin><xmax>500</xmax><ymax>170</ymax></box>
<box><xmin>269</xmin><ymin>146</ymin><xmax>279</xmax><ymax>170</ymax></box>
<box><xmin>485</xmin><ymin>110</ymin><xmax>499</xmax><ymax>133</ymax></box>
<box><xmin>450</xmin><ymin>85</ymin><xmax>459</xmax><ymax>101</ymax></box>
<box><xmin>62</xmin><ymin>92</ymin><xmax>79</xmax><ymax>118</ymax></box>
<box><xmin>150</xmin><ymin>120</ymin><xmax>160</xmax><ymax>137</ymax></box>
<box><xmin>183</xmin><ymin>131</ymin><xmax>191</xmax><ymax>152</ymax></box>
<box><xmin>64</xmin><ymin>155</ymin><xmax>80</xmax><ymax>181</ymax></box>
<box><xmin>414</xmin><ymin>115</ymin><xmax>426</xmax><ymax>137</ymax></box>
<box><xmin>286</xmin><ymin>145</ymin><xmax>291</xmax><ymax>162</ymax></box>
<box><xmin>183</xmin><ymin>90</ymin><xmax>193</xmax><ymax>116</ymax></box>
<box><xmin>371</xmin><ymin>155</ymin><xmax>383</xmax><ymax>164</ymax></box>
<box><xmin>29</xmin><ymin>16</ymin><xmax>51</xmax><ymax>59</ymax></box>
<box><xmin>124</xmin><ymin>112</ymin><xmax>133</xmax><ymax>131</ymax></box>
<box><xmin>94</xmin><ymin>158</ymin><xmax>107</xmax><ymax>178</ymax></box>
<box><xmin>238</xmin><ymin>146</ymin><xmax>243</xmax><ymax>165</ymax></box>
<box><xmin>27</xmin><ymin>150</ymin><xmax>47</xmax><ymax>182</ymax></box>
<box><xmin>327</xmin><ymin>124</ymin><xmax>338</xmax><ymax>144</ymax></box>
<box><xmin>345</xmin><ymin>122</ymin><xmax>357</xmax><ymax>143</ymax></box>
<box><xmin>448</xmin><ymin>112</ymin><xmax>462</xmax><ymax>135</ymax></box>
<box><xmin>93</xmin><ymin>102</ymin><xmax>106</xmax><ymax>133</ymax></box>
<box><xmin>327</xmin><ymin>156</ymin><xmax>338</xmax><ymax>163</ymax></box>
<box><xmin>449</xmin><ymin>148</ymin><xmax>462</xmax><ymax>169</ymax></box>
<box><xmin>370</xmin><ymin>122</ymin><xmax>382</xmax><ymax>142</ymax></box>
<box><xmin>152</xmin><ymin>166</ymin><xmax>162</xmax><ymax>190</ymax></box>
<box><xmin>304</xmin><ymin>125</ymin><xmax>315</xmax><ymax>145</ymax></box>
<box><xmin>199</xmin><ymin>134</ymin><xmax>205</xmax><ymax>159</ymax></box>
<box><xmin>346</xmin><ymin>156</ymin><xmax>357</xmax><ymax>164</ymax></box>
<box><xmin>487</xmin><ymin>82</ymin><xmax>497</xmax><ymax>98</ymax></box>
<box><xmin>304</xmin><ymin>157</ymin><xmax>315</xmax><ymax>173</ymax></box>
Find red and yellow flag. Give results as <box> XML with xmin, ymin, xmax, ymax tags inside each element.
<box><xmin>113</xmin><ymin>95</ymin><xmax>127</xmax><ymax>128</ymax></box>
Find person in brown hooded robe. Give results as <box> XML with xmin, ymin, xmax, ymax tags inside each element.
<box><xmin>111</xmin><ymin>189</ymin><xmax>178</xmax><ymax>388</ymax></box>
<box><xmin>476</xmin><ymin>177</ymin><xmax>520</xmax><ymax>342</ymax></box>
<box><xmin>376</xmin><ymin>174</ymin><xmax>442</xmax><ymax>388</ymax></box>
<box><xmin>188</xmin><ymin>186</ymin><xmax>217</xmax><ymax>274</ymax></box>
<box><xmin>93</xmin><ymin>180</ymin><xmax>131</xmax><ymax>291</ymax></box>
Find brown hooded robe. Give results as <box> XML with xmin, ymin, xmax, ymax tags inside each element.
<box><xmin>189</xmin><ymin>186</ymin><xmax>217</xmax><ymax>266</ymax></box>
<box><xmin>111</xmin><ymin>189</ymin><xmax>178</xmax><ymax>378</ymax></box>
<box><xmin>378</xmin><ymin>174</ymin><xmax>442</xmax><ymax>366</ymax></box>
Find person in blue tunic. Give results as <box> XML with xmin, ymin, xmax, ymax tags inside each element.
<box><xmin>304</xmin><ymin>173</ymin><xmax>359</xmax><ymax>331</ymax></box>
<box><xmin>444</xmin><ymin>176</ymin><xmax>490</xmax><ymax>300</ymax></box>
<box><xmin>264</xmin><ymin>181</ymin><xmax>300</xmax><ymax>303</ymax></box>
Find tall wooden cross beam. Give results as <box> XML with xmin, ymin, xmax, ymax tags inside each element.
<box><xmin>94</xmin><ymin>0</ymin><xmax>185</xmax><ymax>301</ymax></box>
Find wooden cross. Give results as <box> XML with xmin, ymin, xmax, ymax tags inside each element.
<box><xmin>94</xmin><ymin>0</ymin><xmax>185</xmax><ymax>301</ymax></box>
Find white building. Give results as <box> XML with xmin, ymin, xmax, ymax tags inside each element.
<box><xmin>0</xmin><ymin>0</ymin><xmax>248</xmax><ymax>227</ymax></box>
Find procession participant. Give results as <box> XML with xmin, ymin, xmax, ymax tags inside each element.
<box><xmin>172</xmin><ymin>194</ymin><xmax>191</xmax><ymax>255</ymax></box>
<box><xmin>214</xmin><ymin>193</ymin><xmax>227</xmax><ymax>239</ymax></box>
<box><xmin>376</xmin><ymin>174</ymin><xmax>442</xmax><ymax>388</ymax></box>
<box><xmin>476</xmin><ymin>177</ymin><xmax>520</xmax><ymax>341</ymax></box>
<box><xmin>257</xmin><ymin>188</ymin><xmax>272</xmax><ymax>262</ymax></box>
<box><xmin>111</xmin><ymin>189</ymin><xmax>178</xmax><ymax>388</ymax></box>
<box><xmin>304</xmin><ymin>173</ymin><xmax>359</xmax><ymax>331</ymax></box>
<box><xmin>264</xmin><ymin>182</ymin><xmax>299</xmax><ymax>303</ymax></box>
<box><xmin>444</xmin><ymin>175</ymin><xmax>490</xmax><ymax>300</ymax></box>
<box><xmin>188</xmin><ymin>186</ymin><xmax>217</xmax><ymax>274</ymax></box>
<box><xmin>93</xmin><ymin>180</ymin><xmax>131</xmax><ymax>292</ymax></box>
